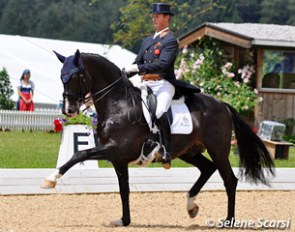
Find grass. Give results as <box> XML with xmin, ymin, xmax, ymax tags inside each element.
<box><xmin>0</xmin><ymin>130</ymin><xmax>294</xmax><ymax>168</ymax></box>
<box><xmin>0</xmin><ymin>130</ymin><xmax>60</xmax><ymax>168</ymax></box>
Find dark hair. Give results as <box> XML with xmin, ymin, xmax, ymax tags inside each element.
<box><xmin>20</xmin><ymin>69</ymin><xmax>30</xmax><ymax>80</ymax></box>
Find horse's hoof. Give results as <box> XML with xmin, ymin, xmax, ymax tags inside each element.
<box><xmin>188</xmin><ymin>203</ymin><xmax>199</xmax><ymax>218</ymax></box>
<box><xmin>109</xmin><ymin>219</ymin><xmax>124</xmax><ymax>227</ymax></box>
<box><xmin>40</xmin><ymin>179</ymin><xmax>57</xmax><ymax>189</ymax></box>
<box><xmin>162</xmin><ymin>163</ymin><xmax>171</xmax><ymax>169</ymax></box>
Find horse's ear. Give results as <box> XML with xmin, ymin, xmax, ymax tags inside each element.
<box><xmin>53</xmin><ymin>50</ymin><xmax>66</xmax><ymax>63</ymax></box>
<box><xmin>73</xmin><ymin>49</ymin><xmax>80</xmax><ymax>66</ymax></box>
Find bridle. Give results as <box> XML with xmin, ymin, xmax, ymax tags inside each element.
<box><xmin>62</xmin><ymin>62</ymin><xmax>145</xmax><ymax>124</ymax></box>
<box><xmin>62</xmin><ymin>70</ymin><xmax>89</xmax><ymax>105</ymax></box>
<box><xmin>62</xmin><ymin>64</ymin><xmax>124</xmax><ymax>109</ymax></box>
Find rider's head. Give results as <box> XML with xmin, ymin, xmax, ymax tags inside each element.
<box><xmin>150</xmin><ymin>3</ymin><xmax>174</xmax><ymax>32</ymax></box>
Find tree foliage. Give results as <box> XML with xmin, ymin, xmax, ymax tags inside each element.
<box><xmin>111</xmin><ymin>0</ymin><xmax>222</xmax><ymax>51</ymax></box>
<box><xmin>0</xmin><ymin>0</ymin><xmax>124</xmax><ymax>44</ymax></box>
<box><xmin>0</xmin><ymin>0</ymin><xmax>294</xmax><ymax>50</ymax></box>
<box><xmin>0</xmin><ymin>68</ymin><xmax>14</xmax><ymax>110</ymax></box>
<box><xmin>260</xmin><ymin>0</ymin><xmax>289</xmax><ymax>24</ymax></box>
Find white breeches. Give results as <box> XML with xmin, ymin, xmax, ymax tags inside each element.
<box><xmin>143</xmin><ymin>79</ymin><xmax>175</xmax><ymax>119</ymax></box>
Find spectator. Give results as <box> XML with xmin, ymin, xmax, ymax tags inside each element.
<box><xmin>17</xmin><ymin>69</ymin><xmax>35</xmax><ymax>111</ymax></box>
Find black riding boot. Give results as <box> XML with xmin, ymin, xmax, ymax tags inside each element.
<box><xmin>156</xmin><ymin>112</ymin><xmax>171</xmax><ymax>169</ymax></box>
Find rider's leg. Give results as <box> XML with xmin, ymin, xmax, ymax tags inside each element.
<box><xmin>155</xmin><ymin>80</ymin><xmax>175</xmax><ymax>168</ymax></box>
<box><xmin>156</xmin><ymin>112</ymin><xmax>171</xmax><ymax>168</ymax></box>
<box><xmin>154</xmin><ymin>80</ymin><xmax>175</xmax><ymax>119</ymax></box>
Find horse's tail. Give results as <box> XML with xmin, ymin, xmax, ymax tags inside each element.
<box><xmin>224</xmin><ymin>103</ymin><xmax>275</xmax><ymax>185</ymax></box>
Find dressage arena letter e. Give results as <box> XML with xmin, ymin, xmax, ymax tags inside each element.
<box><xmin>56</xmin><ymin>125</ymin><xmax>98</xmax><ymax>169</ymax></box>
<box><xmin>73</xmin><ymin>132</ymin><xmax>89</xmax><ymax>153</ymax></box>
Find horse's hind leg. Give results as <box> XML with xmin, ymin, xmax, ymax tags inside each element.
<box><xmin>215</xmin><ymin>159</ymin><xmax>238</xmax><ymax>222</ymax></box>
<box><xmin>206</xmin><ymin>145</ymin><xmax>238</xmax><ymax>222</ymax></box>
<box><xmin>179</xmin><ymin>146</ymin><xmax>217</xmax><ymax>218</ymax></box>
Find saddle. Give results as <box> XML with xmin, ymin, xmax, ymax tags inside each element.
<box><xmin>131</xmin><ymin>82</ymin><xmax>196</xmax><ymax>166</ymax></box>
<box><xmin>146</xmin><ymin>86</ymin><xmax>172</xmax><ymax>129</ymax></box>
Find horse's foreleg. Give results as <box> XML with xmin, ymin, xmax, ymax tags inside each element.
<box><xmin>179</xmin><ymin>150</ymin><xmax>216</xmax><ymax>218</ymax></box>
<box><xmin>109</xmin><ymin>163</ymin><xmax>131</xmax><ymax>227</ymax></box>
<box><xmin>41</xmin><ymin>146</ymin><xmax>113</xmax><ymax>189</ymax></box>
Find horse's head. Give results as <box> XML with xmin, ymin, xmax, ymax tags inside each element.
<box><xmin>54</xmin><ymin>50</ymin><xmax>88</xmax><ymax>117</ymax></box>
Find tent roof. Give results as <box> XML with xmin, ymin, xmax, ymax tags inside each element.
<box><xmin>0</xmin><ymin>34</ymin><xmax>136</xmax><ymax>105</ymax></box>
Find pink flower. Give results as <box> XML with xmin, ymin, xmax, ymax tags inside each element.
<box><xmin>240</xmin><ymin>65</ymin><xmax>255</xmax><ymax>81</ymax></box>
<box><xmin>243</xmin><ymin>77</ymin><xmax>250</xmax><ymax>83</ymax></box>
<box><xmin>228</xmin><ymin>72</ymin><xmax>235</xmax><ymax>78</ymax></box>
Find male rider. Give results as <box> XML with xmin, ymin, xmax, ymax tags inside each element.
<box><xmin>125</xmin><ymin>3</ymin><xmax>178</xmax><ymax>169</ymax></box>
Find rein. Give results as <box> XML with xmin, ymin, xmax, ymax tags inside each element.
<box><xmin>88</xmin><ymin>76</ymin><xmax>123</xmax><ymax>104</ymax></box>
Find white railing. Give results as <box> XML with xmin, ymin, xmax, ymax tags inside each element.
<box><xmin>0</xmin><ymin>109</ymin><xmax>59</xmax><ymax>131</ymax></box>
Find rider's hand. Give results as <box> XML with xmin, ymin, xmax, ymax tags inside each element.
<box><xmin>124</xmin><ymin>64</ymin><xmax>139</xmax><ymax>74</ymax></box>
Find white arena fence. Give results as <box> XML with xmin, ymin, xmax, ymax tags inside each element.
<box><xmin>0</xmin><ymin>109</ymin><xmax>59</xmax><ymax>131</ymax></box>
<box><xmin>0</xmin><ymin>168</ymin><xmax>294</xmax><ymax>195</ymax></box>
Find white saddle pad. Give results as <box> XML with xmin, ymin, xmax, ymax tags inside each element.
<box><xmin>139</xmin><ymin>84</ymin><xmax>193</xmax><ymax>135</ymax></box>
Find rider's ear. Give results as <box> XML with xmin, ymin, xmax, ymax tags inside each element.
<box><xmin>53</xmin><ymin>50</ymin><xmax>66</xmax><ymax>63</ymax></box>
<box><xmin>73</xmin><ymin>49</ymin><xmax>80</xmax><ymax>66</ymax></box>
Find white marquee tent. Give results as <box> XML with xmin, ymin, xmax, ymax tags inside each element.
<box><xmin>0</xmin><ymin>34</ymin><xmax>136</xmax><ymax>107</ymax></box>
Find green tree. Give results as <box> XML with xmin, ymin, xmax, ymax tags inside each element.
<box><xmin>0</xmin><ymin>0</ymin><xmax>123</xmax><ymax>44</ymax></box>
<box><xmin>260</xmin><ymin>0</ymin><xmax>289</xmax><ymax>24</ymax></box>
<box><xmin>0</xmin><ymin>0</ymin><xmax>29</xmax><ymax>35</ymax></box>
<box><xmin>236</xmin><ymin>0</ymin><xmax>262</xmax><ymax>23</ymax></box>
<box><xmin>0</xmin><ymin>68</ymin><xmax>14</xmax><ymax>110</ymax></box>
<box><xmin>287</xmin><ymin>0</ymin><xmax>295</xmax><ymax>25</ymax></box>
<box><xmin>196</xmin><ymin>0</ymin><xmax>241</xmax><ymax>23</ymax></box>
<box><xmin>0</xmin><ymin>0</ymin><xmax>6</xmax><ymax>18</ymax></box>
<box><xmin>35</xmin><ymin>0</ymin><xmax>124</xmax><ymax>43</ymax></box>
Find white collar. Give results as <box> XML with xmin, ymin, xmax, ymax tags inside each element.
<box><xmin>153</xmin><ymin>27</ymin><xmax>169</xmax><ymax>39</ymax></box>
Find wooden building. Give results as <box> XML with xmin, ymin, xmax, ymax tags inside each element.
<box><xmin>178</xmin><ymin>23</ymin><xmax>295</xmax><ymax>126</ymax></box>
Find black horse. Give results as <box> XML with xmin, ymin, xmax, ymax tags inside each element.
<box><xmin>42</xmin><ymin>50</ymin><xmax>274</xmax><ymax>227</ymax></box>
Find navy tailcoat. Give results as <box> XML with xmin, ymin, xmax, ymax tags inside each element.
<box><xmin>134</xmin><ymin>32</ymin><xmax>200</xmax><ymax>94</ymax></box>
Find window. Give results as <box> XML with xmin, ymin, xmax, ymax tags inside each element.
<box><xmin>262</xmin><ymin>50</ymin><xmax>295</xmax><ymax>89</ymax></box>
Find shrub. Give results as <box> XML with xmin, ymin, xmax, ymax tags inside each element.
<box><xmin>175</xmin><ymin>38</ymin><xmax>260</xmax><ymax>116</ymax></box>
<box><xmin>0</xmin><ymin>68</ymin><xmax>14</xmax><ymax>110</ymax></box>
